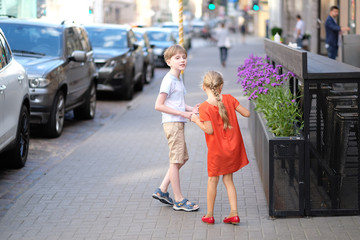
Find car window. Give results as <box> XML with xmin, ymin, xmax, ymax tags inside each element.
<box><xmin>85</xmin><ymin>27</ymin><xmax>127</xmax><ymax>49</ymax></box>
<box><xmin>134</xmin><ymin>32</ymin><xmax>145</xmax><ymax>47</ymax></box>
<box><xmin>0</xmin><ymin>33</ymin><xmax>11</xmax><ymax>68</ymax></box>
<box><xmin>78</xmin><ymin>27</ymin><xmax>91</xmax><ymax>52</ymax></box>
<box><xmin>65</xmin><ymin>27</ymin><xmax>84</xmax><ymax>56</ymax></box>
<box><xmin>0</xmin><ymin>35</ymin><xmax>7</xmax><ymax>69</ymax></box>
<box><xmin>0</xmin><ymin>23</ymin><xmax>62</xmax><ymax>57</ymax></box>
<box><xmin>128</xmin><ymin>30</ymin><xmax>137</xmax><ymax>47</ymax></box>
<box><xmin>147</xmin><ymin>31</ymin><xmax>170</xmax><ymax>42</ymax></box>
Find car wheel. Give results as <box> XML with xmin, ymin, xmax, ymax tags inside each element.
<box><xmin>74</xmin><ymin>81</ymin><xmax>96</xmax><ymax>120</ymax></box>
<box><xmin>4</xmin><ymin>104</ymin><xmax>30</xmax><ymax>169</ymax></box>
<box><xmin>46</xmin><ymin>91</ymin><xmax>65</xmax><ymax>138</ymax></box>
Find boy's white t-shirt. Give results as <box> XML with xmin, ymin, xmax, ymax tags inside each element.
<box><xmin>159</xmin><ymin>72</ymin><xmax>187</xmax><ymax>123</ymax></box>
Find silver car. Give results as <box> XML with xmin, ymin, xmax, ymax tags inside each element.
<box><xmin>0</xmin><ymin>29</ymin><xmax>30</xmax><ymax>168</ymax></box>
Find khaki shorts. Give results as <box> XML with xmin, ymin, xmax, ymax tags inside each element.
<box><xmin>163</xmin><ymin>122</ymin><xmax>189</xmax><ymax>164</ymax></box>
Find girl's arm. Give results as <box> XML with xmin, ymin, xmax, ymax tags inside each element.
<box><xmin>191</xmin><ymin>114</ymin><xmax>213</xmax><ymax>135</ymax></box>
<box><xmin>236</xmin><ymin>104</ymin><xmax>250</xmax><ymax>118</ymax></box>
<box><xmin>155</xmin><ymin>93</ymin><xmax>192</xmax><ymax>119</ymax></box>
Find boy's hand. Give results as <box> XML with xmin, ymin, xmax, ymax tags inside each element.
<box><xmin>181</xmin><ymin>111</ymin><xmax>193</xmax><ymax>120</ymax></box>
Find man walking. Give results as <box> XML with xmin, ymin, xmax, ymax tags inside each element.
<box><xmin>325</xmin><ymin>6</ymin><xmax>350</xmax><ymax>59</ymax></box>
<box><xmin>295</xmin><ymin>15</ymin><xmax>304</xmax><ymax>48</ymax></box>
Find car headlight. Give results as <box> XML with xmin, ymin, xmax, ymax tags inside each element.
<box><xmin>153</xmin><ymin>48</ymin><xmax>163</xmax><ymax>56</ymax></box>
<box><xmin>29</xmin><ymin>77</ymin><xmax>50</xmax><ymax>88</ymax></box>
<box><xmin>105</xmin><ymin>60</ymin><xmax>117</xmax><ymax>68</ymax></box>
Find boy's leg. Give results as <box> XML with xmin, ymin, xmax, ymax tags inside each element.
<box><xmin>170</xmin><ymin>163</ymin><xmax>184</xmax><ymax>202</ymax></box>
<box><xmin>222</xmin><ymin>173</ymin><xmax>238</xmax><ymax>217</ymax></box>
<box><xmin>206</xmin><ymin>176</ymin><xmax>219</xmax><ymax>218</ymax></box>
<box><xmin>171</xmin><ymin>162</ymin><xmax>199</xmax><ymax>210</ymax></box>
<box><xmin>158</xmin><ymin>168</ymin><xmax>170</xmax><ymax>193</ymax></box>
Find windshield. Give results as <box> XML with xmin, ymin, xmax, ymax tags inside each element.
<box><xmin>86</xmin><ymin>27</ymin><xmax>127</xmax><ymax>49</ymax></box>
<box><xmin>0</xmin><ymin>23</ymin><xmax>62</xmax><ymax>57</ymax></box>
<box><xmin>147</xmin><ymin>31</ymin><xmax>170</xmax><ymax>42</ymax></box>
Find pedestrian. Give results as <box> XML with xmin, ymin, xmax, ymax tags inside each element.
<box><xmin>214</xmin><ymin>22</ymin><xmax>230</xmax><ymax>67</ymax></box>
<box><xmin>294</xmin><ymin>14</ymin><xmax>305</xmax><ymax>48</ymax></box>
<box><xmin>191</xmin><ymin>71</ymin><xmax>250</xmax><ymax>224</ymax></box>
<box><xmin>240</xmin><ymin>23</ymin><xmax>246</xmax><ymax>44</ymax></box>
<box><xmin>152</xmin><ymin>44</ymin><xmax>200</xmax><ymax>212</ymax></box>
<box><xmin>325</xmin><ymin>6</ymin><xmax>350</xmax><ymax>59</ymax></box>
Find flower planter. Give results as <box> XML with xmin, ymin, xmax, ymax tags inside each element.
<box><xmin>249</xmin><ymin>101</ymin><xmax>305</xmax><ymax>217</ymax></box>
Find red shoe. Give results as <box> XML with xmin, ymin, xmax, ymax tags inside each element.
<box><xmin>223</xmin><ymin>216</ymin><xmax>240</xmax><ymax>224</ymax></box>
<box><xmin>202</xmin><ymin>216</ymin><xmax>215</xmax><ymax>224</ymax></box>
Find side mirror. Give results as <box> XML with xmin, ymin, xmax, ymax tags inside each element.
<box><xmin>150</xmin><ymin>44</ymin><xmax>155</xmax><ymax>48</ymax></box>
<box><xmin>69</xmin><ymin>50</ymin><xmax>87</xmax><ymax>62</ymax></box>
<box><xmin>132</xmin><ymin>43</ymin><xmax>139</xmax><ymax>50</ymax></box>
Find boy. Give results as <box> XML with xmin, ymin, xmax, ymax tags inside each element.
<box><xmin>152</xmin><ymin>44</ymin><xmax>199</xmax><ymax>212</ymax></box>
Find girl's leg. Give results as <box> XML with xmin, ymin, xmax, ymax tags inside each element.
<box><xmin>222</xmin><ymin>173</ymin><xmax>238</xmax><ymax>218</ymax></box>
<box><xmin>206</xmin><ymin>176</ymin><xmax>219</xmax><ymax>218</ymax></box>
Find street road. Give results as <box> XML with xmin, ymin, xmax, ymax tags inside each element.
<box><xmin>0</xmin><ymin>66</ymin><xmax>169</xmax><ymax>219</ymax></box>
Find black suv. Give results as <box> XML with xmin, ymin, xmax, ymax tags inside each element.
<box><xmin>84</xmin><ymin>24</ymin><xmax>144</xmax><ymax>100</ymax></box>
<box><xmin>0</xmin><ymin>19</ymin><xmax>97</xmax><ymax>138</ymax></box>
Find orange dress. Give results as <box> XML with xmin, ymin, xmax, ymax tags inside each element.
<box><xmin>199</xmin><ymin>94</ymin><xmax>249</xmax><ymax>177</ymax></box>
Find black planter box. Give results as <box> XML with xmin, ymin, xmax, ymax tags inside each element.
<box><xmin>249</xmin><ymin>102</ymin><xmax>305</xmax><ymax>217</ymax></box>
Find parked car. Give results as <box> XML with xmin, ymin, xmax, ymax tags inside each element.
<box><xmin>0</xmin><ymin>19</ymin><xmax>97</xmax><ymax>138</ymax></box>
<box><xmin>145</xmin><ymin>27</ymin><xmax>177</xmax><ymax>67</ymax></box>
<box><xmin>161</xmin><ymin>22</ymin><xmax>192</xmax><ymax>50</ymax></box>
<box><xmin>132</xmin><ymin>27</ymin><xmax>155</xmax><ymax>84</ymax></box>
<box><xmin>0</xmin><ymin>29</ymin><xmax>30</xmax><ymax>168</ymax></box>
<box><xmin>84</xmin><ymin>24</ymin><xmax>144</xmax><ymax>100</ymax></box>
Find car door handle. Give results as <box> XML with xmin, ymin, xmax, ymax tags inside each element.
<box><xmin>0</xmin><ymin>85</ymin><xmax>6</xmax><ymax>94</ymax></box>
<box><xmin>18</xmin><ymin>75</ymin><xmax>24</xmax><ymax>84</ymax></box>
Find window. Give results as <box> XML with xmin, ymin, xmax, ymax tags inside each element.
<box><xmin>348</xmin><ymin>0</ymin><xmax>356</xmax><ymax>34</ymax></box>
<box><xmin>0</xmin><ymin>34</ymin><xmax>10</xmax><ymax>70</ymax></box>
<box><xmin>65</xmin><ymin>27</ymin><xmax>83</xmax><ymax>56</ymax></box>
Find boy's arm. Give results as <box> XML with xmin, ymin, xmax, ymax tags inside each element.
<box><xmin>155</xmin><ymin>92</ymin><xmax>192</xmax><ymax>119</ymax></box>
<box><xmin>185</xmin><ymin>104</ymin><xmax>200</xmax><ymax>113</ymax></box>
<box><xmin>191</xmin><ymin>114</ymin><xmax>213</xmax><ymax>135</ymax></box>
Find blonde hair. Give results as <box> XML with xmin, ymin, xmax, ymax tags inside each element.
<box><xmin>164</xmin><ymin>44</ymin><xmax>187</xmax><ymax>62</ymax></box>
<box><xmin>203</xmin><ymin>71</ymin><xmax>232</xmax><ymax>129</ymax></box>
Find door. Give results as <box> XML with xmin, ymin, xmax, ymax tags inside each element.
<box><xmin>64</xmin><ymin>27</ymin><xmax>90</xmax><ymax>106</ymax></box>
<box><xmin>129</xmin><ymin>30</ymin><xmax>143</xmax><ymax>82</ymax></box>
<box><xmin>0</xmin><ymin>33</ymin><xmax>20</xmax><ymax>149</ymax></box>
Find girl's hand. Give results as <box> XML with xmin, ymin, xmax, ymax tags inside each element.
<box><xmin>191</xmin><ymin>113</ymin><xmax>199</xmax><ymax>123</ymax></box>
<box><xmin>192</xmin><ymin>104</ymin><xmax>200</xmax><ymax>114</ymax></box>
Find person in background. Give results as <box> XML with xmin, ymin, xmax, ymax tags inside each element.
<box><xmin>214</xmin><ymin>22</ymin><xmax>230</xmax><ymax>67</ymax></box>
<box><xmin>325</xmin><ymin>6</ymin><xmax>350</xmax><ymax>59</ymax></box>
<box><xmin>295</xmin><ymin>15</ymin><xmax>305</xmax><ymax>48</ymax></box>
<box><xmin>240</xmin><ymin>23</ymin><xmax>246</xmax><ymax>44</ymax></box>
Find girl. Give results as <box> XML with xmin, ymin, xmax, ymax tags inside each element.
<box><xmin>191</xmin><ymin>71</ymin><xmax>250</xmax><ymax>224</ymax></box>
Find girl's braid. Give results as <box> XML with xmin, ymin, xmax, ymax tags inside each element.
<box><xmin>205</xmin><ymin>71</ymin><xmax>232</xmax><ymax>130</ymax></box>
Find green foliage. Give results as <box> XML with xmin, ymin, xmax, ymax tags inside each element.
<box><xmin>271</xmin><ymin>27</ymin><xmax>282</xmax><ymax>37</ymax></box>
<box><xmin>255</xmin><ymin>85</ymin><xmax>303</xmax><ymax>137</ymax></box>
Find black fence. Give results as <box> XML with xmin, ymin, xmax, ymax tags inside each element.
<box><xmin>263</xmin><ymin>39</ymin><xmax>360</xmax><ymax>216</ymax></box>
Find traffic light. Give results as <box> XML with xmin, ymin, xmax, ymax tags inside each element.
<box><xmin>208</xmin><ymin>0</ymin><xmax>216</xmax><ymax>11</ymax></box>
<box><xmin>252</xmin><ymin>0</ymin><xmax>260</xmax><ymax>11</ymax></box>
